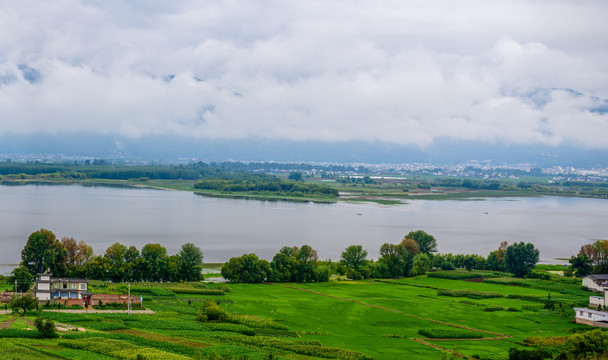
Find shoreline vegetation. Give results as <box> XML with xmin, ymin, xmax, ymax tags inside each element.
<box><xmin>0</xmin><ymin>161</ymin><xmax>607</xmax><ymax>204</ymax></box>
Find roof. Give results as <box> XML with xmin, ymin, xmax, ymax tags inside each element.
<box><xmin>586</xmin><ymin>274</ymin><xmax>608</xmax><ymax>281</ymax></box>
<box><xmin>35</xmin><ymin>276</ymin><xmax>89</xmax><ymax>283</ymax></box>
<box><xmin>574</xmin><ymin>308</ymin><xmax>608</xmax><ymax>317</ymax></box>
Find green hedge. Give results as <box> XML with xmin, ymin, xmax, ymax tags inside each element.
<box><xmin>167</xmin><ymin>288</ymin><xmax>224</xmax><ymax>296</ymax></box>
<box><xmin>427</xmin><ymin>271</ymin><xmax>486</xmax><ymax>280</ymax></box>
<box><xmin>418</xmin><ymin>328</ymin><xmax>483</xmax><ymax>339</ymax></box>
<box><xmin>437</xmin><ymin>289</ymin><xmax>504</xmax><ymax>299</ymax></box>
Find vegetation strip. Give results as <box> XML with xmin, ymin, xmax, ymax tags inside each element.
<box><xmin>270</xmin><ymin>283</ymin><xmax>512</xmax><ymax>357</ymax></box>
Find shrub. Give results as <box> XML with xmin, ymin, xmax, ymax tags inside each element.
<box><xmin>418</xmin><ymin>328</ymin><xmax>483</xmax><ymax>339</ymax></box>
<box><xmin>196</xmin><ymin>301</ymin><xmax>228</xmax><ymax>322</ymax></box>
<box><xmin>34</xmin><ymin>317</ymin><xmax>57</xmax><ymax>338</ymax></box>
<box><xmin>440</xmin><ymin>261</ymin><xmax>456</xmax><ymax>270</ymax></box>
<box><xmin>508</xmin><ymin>347</ymin><xmax>552</xmax><ymax>360</ymax></box>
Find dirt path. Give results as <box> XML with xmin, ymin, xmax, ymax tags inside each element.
<box><xmin>271</xmin><ymin>283</ymin><xmax>511</xmax><ymax>359</ymax></box>
<box><xmin>0</xmin><ymin>317</ymin><xmax>15</xmax><ymax>329</ymax></box>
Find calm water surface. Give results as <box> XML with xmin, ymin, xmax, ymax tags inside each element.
<box><xmin>1</xmin><ymin>185</ymin><xmax>607</xmax><ymax>270</ymax></box>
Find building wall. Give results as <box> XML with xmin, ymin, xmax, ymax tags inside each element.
<box><xmin>38</xmin><ymin>283</ymin><xmax>50</xmax><ymax>291</ymax></box>
<box><xmin>37</xmin><ymin>292</ymin><xmax>51</xmax><ymax>301</ymax></box>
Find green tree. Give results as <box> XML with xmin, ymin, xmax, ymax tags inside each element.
<box><xmin>61</xmin><ymin>237</ymin><xmax>93</xmax><ymax>266</ymax></box>
<box><xmin>84</xmin><ymin>256</ymin><xmax>113</xmax><ymax>281</ymax></box>
<box><xmin>178</xmin><ymin>243</ymin><xmax>204</xmax><ymax>282</ymax></box>
<box><xmin>341</xmin><ymin>245</ymin><xmax>368</xmax><ymax>279</ymax></box>
<box><xmin>413</xmin><ymin>253</ymin><xmax>432</xmax><ymax>275</ymax></box>
<box><xmin>404</xmin><ymin>230</ymin><xmax>437</xmax><ymax>255</ymax></box>
<box><xmin>559</xmin><ymin>329</ymin><xmax>608</xmax><ymax>359</ymax></box>
<box><xmin>221</xmin><ymin>254</ymin><xmax>270</xmax><ymax>283</ymax></box>
<box><xmin>21</xmin><ymin>229</ymin><xmax>68</xmax><ymax>276</ymax></box>
<box><xmin>569</xmin><ymin>254</ymin><xmax>593</xmax><ymax>277</ymax></box>
<box><xmin>34</xmin><ymin>317</ymin><xmax>57</xmax><ymax>338</ymax></box>
<box><xmin>378</xmin><ymin>243</ymin><xmax>413</xmax><ymax>278</ymax></box>
<box><xmin>9</xmin><ymin>295</ymin><xmax>38</xmax><ymax>315</ymax></box>
<box><xmin>141</xmin><ymin>243</ymin><xmax>169</xmax><ymax>282</ymax></box>
<box><xmin>288</xmin><ymin>171</ymin><xmax>303</xmax><ymax>181</ymax></box>
<box><xmin>294</xmin><ymin>245</ymin><xmax>319</xmax><ymax>282</ymax></box>
<box><xmin>9</xmin><ymin>266</ymin><xmax>34</xmax><ymax>292</ymax></box>
<box><xmin>269</xmin><ymin>252</ymin><xmax>298</xmax><ymax>282</ymax></box>
<box><xmin>487</xmin><ymin>241</ymin><xmax>508</xmax><ymax>272</ymax></box>
<box><xmin>505</xmin><ymin>242</ymin><xmax>539</xmax><ymax>278</ymax></box>
<box><xmin>104</xmin><ymin>242</ymin><xmax>129</xmax><ymax>282</ymax></box>
<box><xmin>579</xmin><ymin>240</ymin><xmax>608</xmax><ymax>273</ymax></box>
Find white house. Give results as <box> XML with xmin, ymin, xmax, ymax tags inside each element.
<box><xmin>582</xmin><ymin>274</ymin><xmax>608</xmax><ymax>292</ymax></box>
<box><xmin>34</xmin><ymin>271</ymin><xmax>90</xmax><ymax>302</ymax></box>
<box><xmin>574</xmin><ymin>307</ymin><xmax>608</xmax><ymax>327</ymax></box>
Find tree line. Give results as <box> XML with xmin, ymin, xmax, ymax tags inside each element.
<box><xmin>10</xmin><ymin>229</ymin><xmax>204</xmax><ymax>292</ymax></box>
<box><xmin>194</xmin><ymin>173</ymin><xmax>339</xmax><ymax>197</ymax></box>
<box><xmin>9</xmin><ymin>228</ymin><xmax>543</xmax><ymax>291</ymax></box>
<box><xmin>220</xmin><ymin>230</ymin><xmax>541</xmax><ymax>283</ymax></box>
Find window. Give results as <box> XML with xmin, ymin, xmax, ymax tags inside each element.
<box><xmin>80</xmin><ymin>283</ymin><xmax>86</xmax><ymax>290</ymax></box>
<box><xmin>589</xmin><ymin>313</ymin><xmax>592</xmax><ymax>318</ymax></box>
<box><xmin>580</xmin><ymin>311</ymin><xmax>584</xmax><ymax>316</ymax></box>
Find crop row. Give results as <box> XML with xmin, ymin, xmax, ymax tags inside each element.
<box><xmin>418</xmin><ymin>328</ymin><xmax>483</xmax><ymax>339</ymax></box>
<box><xmin>215</xmin><ymin>334</ymin><xmax>373</xmax><ymax>360</ymax></box>
<box><xmin>437</xmin><ymin>289</ymin><xmax>504</xmax><ymax>299</ymax></box>
<box><xmin>59</xmin><ymin>337</ymin><xmax>189</xmax><ymax>360</ymax></box>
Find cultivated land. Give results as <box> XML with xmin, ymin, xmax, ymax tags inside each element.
<box><xmin>0</xmin><ymin>271</ymin><xmax>592</xmax><ymax>359</ymax></box>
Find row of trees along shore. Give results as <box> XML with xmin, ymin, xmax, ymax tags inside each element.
<box><xmin>10</xmin><ymin>229</ymin><xmax>204</xmax><ymax>292</ymax></box>
<box><xmin>220</xmin><ymin>231</ymin><xmax>542</xmax><ymax>283</ymax></box>
<box><xmin>13</xmin><ymin>228</ymin><xmax>606</xmax><ymax>288</ymax></box>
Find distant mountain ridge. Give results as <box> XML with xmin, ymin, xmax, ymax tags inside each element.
<box><xmin>1</xmin><ymin>133</ymin><xmax>607</xmax><ymax>168</ymax></box>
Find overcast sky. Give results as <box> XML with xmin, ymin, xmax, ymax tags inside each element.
<box><xmin>1</xmin><ymin>0</ymin><xmax>607</xmax><ymax>149</ymax></box>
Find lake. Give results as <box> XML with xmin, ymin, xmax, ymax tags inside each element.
<box><xmin>1</xmin><ymin>184</ymin><xmax>607</xmax><ymax>274</ymax></box>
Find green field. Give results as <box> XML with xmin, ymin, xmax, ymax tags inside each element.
<box><xmin>0</xmin><ymin>273</ymin><xmax>592</xmax><ymax>359</ymax></box>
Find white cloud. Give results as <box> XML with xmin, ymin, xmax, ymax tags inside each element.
<box><xmin>0</xmin><ymin>0</ymin><xmax>607</xmax><ymax>148</ymax></box>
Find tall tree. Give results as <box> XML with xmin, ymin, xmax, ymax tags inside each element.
<box><xmin>61</xmin><ymin>237</ymin><xmax>93</xmax><ymax>266</ymax></box>
<box><xmin>21</xmin><ymin>229</ymin><xmax>68</xmax><ymax>276</ymax></box>
<box><xmin>579</xmin><ymin>240</ymin><xmax>608</xmax><ymax>273</ymax></box>
<box><xmin>505</xmin><ymin>242</ymin><xmax>539</xmax><ymax>278</ymax></box>
<box><xmin>294</xmin><ymin>245</ymin><xmax>319</xmax><ymax>282</ymax></box>
<box><xmin>487</xmin><ymin>241</ymin><xmax>508</xmax><ymax>272</ymax></box>
<box><xmin>378</xmin><ymin>243</ymin><xmax>413</xmax><ymax>278</ymax></box>
<box><xmin>178</xmin><ymin>243</ymin><xmax>204</xmax><ymax>282</ymax></box>
<box><xmin>141</xmin><ymin>243</ymin><xmax>169</xmax><ymax>282</ymax></box>
<box><xmin>404</xmin><ymin>230</ymin><xmax>437</xmax><ymax>254</ymax></box>
<box><xmin>341</xmin><ymin>245</ymin><xmax>368</xmax><ymax>279</ymax></box>
<box><xmin>10</xmin><ymin>266</ymin><xmax>34</xmax><ymax>292</ymax></box>
<box><xmin>569</xmin><ymin>254</ymin><xmax>593</xmax><ymax>277</ymax></box>
<box><xmin>221</xmin><ymin>254</ymin><xmax>269</xmax><ymax>283</ymax></box>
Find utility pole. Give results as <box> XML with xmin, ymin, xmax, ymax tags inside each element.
<box><xmin>15</xmin><ymin>280</ymin><xmax>18</xmax><ymax>297</ymax></box>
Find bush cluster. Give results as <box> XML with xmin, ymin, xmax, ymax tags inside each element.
<box><xmin>437</xmin><ymin>289</ymin><xmax>504</xmax><ymax>299</ymax></box>
<box><xmin>418</xmin><ymin>328</ymin><xmax>483</xmax><ymax>339</ymax></box>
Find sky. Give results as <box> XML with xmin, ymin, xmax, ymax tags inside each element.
<box><xmin>0</xmin><ymin>0</ymin><xmax>607</xmax><ymax>151</ymax></box>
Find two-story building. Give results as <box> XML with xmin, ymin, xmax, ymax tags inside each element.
<box><xmin>34</xmin><ymin>271</ymin><xmax>92</xmax><ymax>304</ymax></box>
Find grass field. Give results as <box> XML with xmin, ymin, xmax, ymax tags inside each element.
<box><xmin>0</xmin><ymin>274</ymin><xmax>593</xmax><ymax>359</ymax></box>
